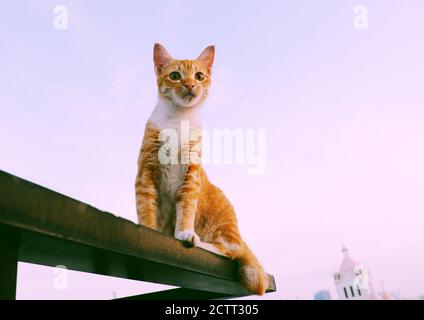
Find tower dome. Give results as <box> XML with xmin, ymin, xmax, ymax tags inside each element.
<box><xmin>338</xmin><ymin>246</ymin><xmax>359</xmax><ymax>275</ymax></box>
<box><xmin>333</xmin><ymin>245</ymin><xmax>379</xmax><ymax>300</ymax></box>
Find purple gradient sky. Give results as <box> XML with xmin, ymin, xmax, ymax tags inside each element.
<box><xmin>1</xmin><ymin>0</ymin><xmax>424</xmax><ymax>299</ymax></box>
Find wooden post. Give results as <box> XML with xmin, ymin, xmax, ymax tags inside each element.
<box><xmin>0</xmin><ymin>225</ymin><xmax>19</xmax><ymax>300</ymax></box>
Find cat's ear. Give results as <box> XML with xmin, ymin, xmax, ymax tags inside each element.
<box><xmin>153</xmin><ymin>43</ymin><xmax>173</xmax><ymax>76</ymax></box>
<box><xmin>197</xmin><ymin>45</ymin><xmax>215</xmax><ymax>73</ymax></box>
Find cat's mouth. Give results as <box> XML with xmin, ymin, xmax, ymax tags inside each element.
<box><xmin>183</xmin><ymin>92</ymin><xmax>197</xmax><ymax>100</ymax></box>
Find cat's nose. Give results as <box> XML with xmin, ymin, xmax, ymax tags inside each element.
<box><xmin>183</xmin><ymin>82</ymin><xmax>196</xmax><ymax>91</ymax></box>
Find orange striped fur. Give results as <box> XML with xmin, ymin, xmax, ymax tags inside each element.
<box><xmin>135</xmin><ymin>44</ymin><xmax>268</xmax><ymax>295</ymax></box>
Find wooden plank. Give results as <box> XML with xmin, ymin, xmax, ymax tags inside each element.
<box><xmin>0</xmin><ymin>170</ymin><xmax>276</xmax><ymax>297</ymax></box>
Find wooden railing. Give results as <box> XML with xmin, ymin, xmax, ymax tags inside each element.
<box><xmin>0</xmin><ymin>170</ymin><xmax>276</xmax><ymax>300</ymax></box>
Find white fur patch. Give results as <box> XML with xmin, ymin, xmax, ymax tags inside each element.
<box><xmin>174</xmin><ymin>229</ymin><xmax>200</xmax><ymax>246</ymax></box>
<box><xmin>221</xmin><ymin>240</ymin><xmax>242</xmax><ymax>253</ymax></box>
<box><xmin>197</xmin><ymin>242</ymin><xmax>225</xmax><ymax>256</ymax></box>
<box><xmin>149</xmin><ymin>96</ymin><xmax>202</xmax><ymax>130</ymax></box>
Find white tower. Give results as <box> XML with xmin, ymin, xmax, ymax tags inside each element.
<box><xmin>333</xmin><ymin>246</ymin><xmax>380</xmax><ymax>300</ymax></box>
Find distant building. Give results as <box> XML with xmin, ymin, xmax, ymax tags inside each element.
<box><xmin>333</xmin><ymin>246</ymin><xmax>380</xmax><ymax>300</ymax></box>
<box><xmin>314</xmin><ymin>290</ymin><xmax>332</xmax><ymax>300</ymax></box>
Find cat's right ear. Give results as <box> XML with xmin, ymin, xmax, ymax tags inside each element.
<box><xmin>153</xmin><ymin>43</ymin><xmax>173</xmax><ymax>76</ymax></box>
<box><xmin>197</xmin><ymin>45</ymin><xmax>215</xmax><ymax>74</ymax></box>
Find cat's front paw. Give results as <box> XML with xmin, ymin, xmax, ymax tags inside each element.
<box><xmin>174</xmin><ymin>230</ymin><xmax>200</xmax><ymax>247</ymax></box>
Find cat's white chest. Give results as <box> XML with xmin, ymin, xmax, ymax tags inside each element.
<box><xmin>151</xmin><ymin>113</ymin><xmax>188</xmax><ymax>199</ymax></box>
<box><xmin>149</xmin><ymin>98</ymin><xmax>201</xmax><ymax>210</ymax></box>
<box><xmin>158</xmin><ymin>163</ymin><xmax>187</xmax><ymax>199</ymax></box>
<box><xmin>149</xmin><ymin>99</ymin><xmax>200</xmax><ymax>198</ymax></box>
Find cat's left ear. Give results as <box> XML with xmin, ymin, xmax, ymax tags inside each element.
<box><xmin>154</xmin><ymin>43</ymin><xmax>173</xmax><ymax>76</ymax></box>
<box><xmin>197</xmin><ymin>45</ymin><xmax>215</xmax><ymax>74</ymax></box>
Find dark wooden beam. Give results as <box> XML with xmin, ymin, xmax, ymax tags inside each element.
<box><xmin>0</xmin><ymin>170</ymin><xmax>276</xmax><ymax>298</ymax></box>
<box><xmin>0</xmin><ymin>225</ymin><xmax>20</xmax><ymax>300</ymax></box>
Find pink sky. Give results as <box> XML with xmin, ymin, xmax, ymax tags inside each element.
<box><xmin>0</xmin><ymin>1</ymin><xmax>423</xmax><ymax>299</ymax></box>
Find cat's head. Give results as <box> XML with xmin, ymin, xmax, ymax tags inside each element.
<box><xmin>153</xmin><ymin>43</ymin><xmax>215</xmax><ymax>108</ymax></box>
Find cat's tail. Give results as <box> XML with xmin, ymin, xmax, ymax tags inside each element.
<box><xmin>235</xmin><ymin>242</ymin><xmax>269</xmax><ymax>295</ymax></box>
<box><xmin>211</xmin><ymin>238</ymin><xmax>269</xmax><ymax>295</ymax></box>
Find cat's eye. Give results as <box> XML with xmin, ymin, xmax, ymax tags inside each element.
<box><xmin>195</xmin><ymin>72</ymin><xmax>205</xmax><ymax>81</ymax></box>
<box><xmin>169</xmin><ymin>71</ymin><xmax>181</xmax><ymax>81</ymax></box>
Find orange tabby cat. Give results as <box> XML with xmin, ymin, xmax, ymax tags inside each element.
<box><xmin>135</xmin><ymin>43</ymin><xmax>268</xmax><ymax>295</ymax></box>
